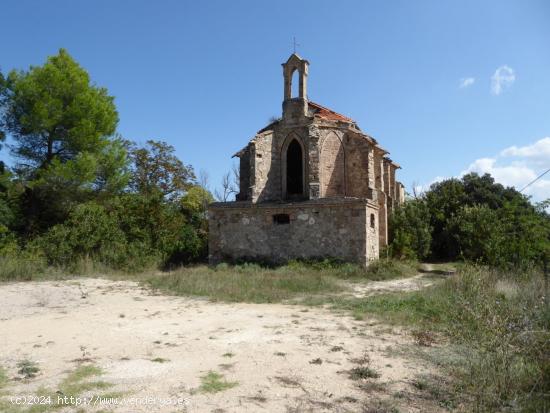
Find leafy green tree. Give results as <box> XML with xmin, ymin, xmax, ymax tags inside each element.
<box><xmin>0</xmin><ymin>49</ymin><xmax>118</xmax><ymax>172</ymax></box>
<box><xmin>181</xmin><ymin>185</ymin><xmax>214</xmax><ymax>217</ymax></box>
<box><xmin>451</xmin><ymin>204</ymin><xmax>503</xmax><ymax>264</ymax></box>
<box><xmin>389</xmin><ymin>198</ymin><xmax>432</xmax><ymax>259</ymax></box>
<box><xmin>0</xmin><ymin>50</ymin><xmax>129</xmax><ymax>234</ymax></box>
<box><xmin>495</xmin><ymin>199</ymin><xmax>550</xmax><ymax>268</ymax></box>
<box><xmin>425</xmin><ymin>178</ymin><xmax>466</xmax><ymax>259</ymax></box>
<box><xmin>395</xmin><ymin>172</ymin><xmax>550</xmax><ymax>267</ymax></box>
<box><xmin>129</xmin><ymin>140</ymin><xmax>195</xmax><ymax>201</ymax></box>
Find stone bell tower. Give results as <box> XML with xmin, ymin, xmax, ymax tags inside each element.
<box><xmin>282</xmin><ymin>54</ymin><xmax>309</xmax><ymax>122</ymax></box>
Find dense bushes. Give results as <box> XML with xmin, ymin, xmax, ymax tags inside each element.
<box><xmin>389</xmin><ymin>173</ymin><xmax>550</xmax><ymax>268</ymax></box>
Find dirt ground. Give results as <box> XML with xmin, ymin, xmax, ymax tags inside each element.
<box><xmin>0</xmin><ymin>277</ymin><xmax>445</xmax><ymax>412</ymax></box>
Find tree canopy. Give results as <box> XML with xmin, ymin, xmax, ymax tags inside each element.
<box><xmin>389</xmin><ymin>173</ymin><xmax>550</xmax><ymax>268</ymax></box>
<box><xmin>0</xmin><ymin>49</ymin><xmax>118</xmax><ymax>172</ymax></box>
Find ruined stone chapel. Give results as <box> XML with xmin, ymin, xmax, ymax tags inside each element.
<box><xmin>209</xmin><ymin>54</ymin><xmax>404</xmax><ymax>266</ymax></box>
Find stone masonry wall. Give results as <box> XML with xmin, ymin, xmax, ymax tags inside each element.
<box><xmin>345</xmin><ymin>133</ymin><xmax>370</xmax><ymax>198</ymax></box>
<box><xmin>209</xmin><ymin>200</ymin><xmax>379</xmax><ymax>266</ymax></box>
<box><xmin>319</xmin><ymin>131</ymin><xmax>346</xmax><ymax>197</ymax></box>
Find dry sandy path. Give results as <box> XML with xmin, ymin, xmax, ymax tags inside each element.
<box><xmin>0</xmin><ymin>277</ymin><xmax>443</xmax><ymax>412</ymax></box>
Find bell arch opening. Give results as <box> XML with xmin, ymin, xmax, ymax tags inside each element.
<box><xmin>286</xmin><ymin>139</ymin><xmax>303</xmax><ymax>197</ymax></box>
<box><xmin>291</xmin><ymin>69</ymin><xmax>299</xmax><ymax>98</ymax></box>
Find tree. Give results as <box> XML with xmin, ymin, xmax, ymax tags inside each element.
<box><xmin>181</xmin><ymin>185</ymin><xmax>214</xmax><ymax>217</ymax></box>
<box><xmin>214</xmin><ymin>163</ymin><xmax>239</xmax><ymax>202</ymax></box>
<box><xmin>389</xmin><ymin>198</ymin><xmax>432</xmax><ymax>259</ymax></box>
<box><xmin>0</xmin><ymin>50</ymin><xmax>128</xmax><ymax>234</ymax></box>
<box><xmin>392</xmin><ymin>172</ymin><xmax>550</xmax><ymax>267</ymax></box>
<box><xmin>129</xmin><ymin>140</ymin><xmax>195</xmax><ymax>201</ymax></box>
<box><xmin>451</xmin><ymin>204</ymin><xmax>503</xmax><ymax>264</ymax></box>
<box><xmin>0</xmin><ymin>49</ymin><xmax>118</xmax><ymax>172</ymax></box>
<box><xmin>425</xmin><ymin>178</ymin><xmax>466</xmax><ymax>259</ymax></box>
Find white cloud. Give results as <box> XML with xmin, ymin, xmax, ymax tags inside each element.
<box><xmin>459</xmin><ymin>77</ymin><xmax>475</xmax><ymax>88</ymax></box>
<box><xmin>461</xmin><ymin>157</ymin><xmax>537</xmax><ymax>190</ymax></box>
<box><xmin>491</xmin><ymin>65</ymin><xmax>515</xmax><ymax>95</ymax></box>
<box><xmin>413</xmin><ymin>176</ymin><xmax>447</xmax><ymax>196</ymax></box>
<box><xmin>499</xmin><ymin>137</ymin><xmax>550</xmax><ymax>168</ymax></box>
<box><xmin>414</xmin><ymin>137</ymin><xmax>550</xmax><ymax>203</ymax></box>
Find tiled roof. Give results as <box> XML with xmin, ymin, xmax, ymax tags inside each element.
<box><xmin>308</xmin><ymin>101</ymin><xmax>355</xmax><ymax>123</ymax></box>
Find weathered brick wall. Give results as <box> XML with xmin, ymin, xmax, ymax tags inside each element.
<box><xmin>319</xmin><ymin>131</ymin><xmax>346</xmax><ymax>197</ymax></box>
<box><xmin>209</xmin><ymin>199</ymin><xmax>379</xmax><ymax>266</ymax></box>
<box><xmin>375</xmin><ymin>151</ymin><xmax>388</xmax><ymax>247</ymax></box>
<box><xmin>345</xmin><ymin>133</ymin><xmax>372</xmax><ymax>198</ymax></box>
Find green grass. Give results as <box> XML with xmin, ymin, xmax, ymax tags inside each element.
<box><xmin>0</xmin><ymin>364</ymin><xmax>114</xmax><ymax>413</ymax></box>
<box><xmin>144</xmin><ymin>260</ymin><xmax>418</xmax><ymax>303</ymax></box>
<box><xmin>145</xmin><ymin>263</ymin><xmax>344</xmax><ymax>303</ymax></box>
<box><xmin>349</xmin><ymin>366</ymin><xmax>380</xmax><ymax>380</ymax></box>
<box><xmin>150</xmin><ymin>357</ymin><xmax>169</xmax><ymax>363</ymax></box>
<box><xmin>0</xmin><ymin>255</ymin><xmax>419</xmax><ymax>304</ymax></box>
<box><xmin>0</xmin><ymin>256</ymin><xmax>51</xmax><ymax>282</ymax></box>
<box><xmin>328</xmin><ymin>265</ymin><xmax>549</xmax><ymax>412</ymax></box>
<box><xmin>0</xmin><ymin>366</ymin><xmax>8</xmax><ymax>391</ymax></box>
<box><xmin>17</xmin><ymin>360</ymin><xmax>40</xmax><ymax>379</ymax></box>
<box><xmin>199</xmin><ymin>371</ymin><xmax>238</xmax><ymax>393</ymax></box>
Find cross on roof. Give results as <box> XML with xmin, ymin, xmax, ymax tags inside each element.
<box><xmin>293</xmin><ymin>37</ymin><xmax>300</xmax><ymax>54</ymax></box>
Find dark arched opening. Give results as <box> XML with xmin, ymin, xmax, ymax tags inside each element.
<box><xmin>286</xmin><ymin>139</ymin><xmax>303</xmax><ymax>196</ymax></box>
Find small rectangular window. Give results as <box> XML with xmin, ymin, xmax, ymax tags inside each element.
<box><xmin>273</xmin><ymin>214</ymin><xmax>290</xmax><ymax>225</ymax></box>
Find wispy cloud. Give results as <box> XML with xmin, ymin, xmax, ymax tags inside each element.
<box><xmin>459</xmin><ymin>77</ymin><xmax>475</xmax><ymax>88</ymax></box>
<box><xmin>491</xmin><ymin>65</ymin><xmax>515</xmax><ymax>95</ymax></box>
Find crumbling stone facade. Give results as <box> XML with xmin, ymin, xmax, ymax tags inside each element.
<box><xmin>209</xmin><ymin>54</ymin><xmax>404</xmax><ymax>266</ymax></box>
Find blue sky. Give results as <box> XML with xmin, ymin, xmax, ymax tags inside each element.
<box><xmin>1</xmin><ymin>0</ymin><xmax>549</xmax><ymax>201</ymax></box>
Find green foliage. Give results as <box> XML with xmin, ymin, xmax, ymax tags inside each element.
<box><xmin>36</xmin><ymin>202</ymin><xmax>127</xmax><ymax>268</ymax></box>
<box><xmin>1</xmin><ymin>49</ymin><xmax>118</xmax><ymax>169</ymax></box>
<box><xmin>0</xmin><ymin>254</ymin><xmax>48</xmax><ymax>281</ymax></box>
<box><xmin>0</xmin><ymin>366</ymin><xmax>7</xmax><ymax>389</ymax></box>
<box><xmin>128</xmin><ymin>140</ymin><xmax>195</xmax><ymax>201</ymax></box>
<box><xmin>33</xmin><ymin>193</ymin><xmax>207</xmax><ymax>271</ymax></box>
<box><xmin>451</xmin><ymin>204</ymin><xmax>502</xmax><ymax>263</ymax></box>
<box><xmin>181</xmin><ymin>185</ymin><xmax>214</xmax><ymax>216</ymax></box>
<box><xmin>390</xmin><ymin>173</ymin><xmax>550</xmax><ymax>267</ymax></box>
<box><xmin>0</xmin><ymin>50</ymin><xmax>128</xmax><ymax>236</ymax></box>
<box><xmin>17</xmin><ymin>360</ymin><xmax>39</xmax><ymax>379</ymax></box>
<box><xmin>199</xmin><ymin>371</ymin><xmax>238</xmax><ymax>393</ymax></box>
<box><xmin>389</xmin><ymin>199</ymin><xmax>432</xmax><ymax>259</ymax></box>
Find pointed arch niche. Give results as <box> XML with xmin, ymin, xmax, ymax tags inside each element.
<box><xmin>320</xmin><ymin>132</ymin><xmax>346</xmax><ymax>197</ymax></box>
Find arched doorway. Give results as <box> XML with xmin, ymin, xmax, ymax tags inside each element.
<box><xmin>286</xmin><ymin>139</ymin><xmax>303</xmax><ymax>197</ymax></box>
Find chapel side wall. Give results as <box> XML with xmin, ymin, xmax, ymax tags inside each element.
<box><xmin>366</xmin><ymin>203</ymin><xmax>379</xmax><ymax>260</ymax></box>
<box><xmin>208</xmin><ymin>203</ymin><xmax>372</xmax><ymax>266</ymax></box>
<box><xmin>250</xmin><ymin>132</ymin><xmax>280</xmax><ymax>203</ymax></box>
<box><xmin>375</xmin><ymin>151</ymin><xmax>388</xmax><ymax>247</ymax></box>
<box><xmin>345</xmin><ymin>133</ymin><xmax>370</xmax><ymax>198</ymax></box>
